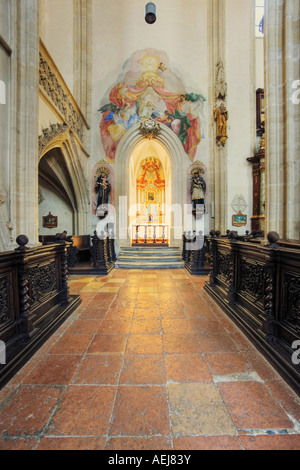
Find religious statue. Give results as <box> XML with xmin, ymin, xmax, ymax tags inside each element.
<box><xmin>95</xmin><ymin>169</ymin><xmax>111</xmax><ymax>210</ymax></box>
<box><xmin>191</xmin><ymin>169</ymin><xmax>206</xmax><ymax>212</ymax></box>
<box><xmin>214</xmin><ymin>102</ymin><xmax>228</xmax><ymax>145</ymax></box>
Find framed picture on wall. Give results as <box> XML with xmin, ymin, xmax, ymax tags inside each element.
<box><xmin>232</xmin><ymin>212</ymin><xmax>247</xmax><ymax>227</ymax></box>
<box><xmin>43</xmin><ymin>212</ymin><xmax>58</xmax><ymax>228</ymax></box>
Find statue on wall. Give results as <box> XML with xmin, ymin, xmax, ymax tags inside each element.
<box><xmin>191</xmin><ymin>168</ymin><xmax>206</xmax><ymax>213</ymax></box>
<box><xmin>95</xmin><ymin>167</ymin><xmax>111</xmax><ymax>217</ymax></box>
<box><xmin>214</xmin><ymin>102</ymin><xmax>228</xmax><ymax>145</ymax></box>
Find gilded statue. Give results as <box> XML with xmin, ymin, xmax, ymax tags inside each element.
<box><xmin>214</xmin><ymin>102</ymin><xmax>228</xmax><ymax>145</ymax></box>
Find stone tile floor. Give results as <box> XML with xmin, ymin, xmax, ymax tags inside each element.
<box><xmin>0</xmin><ymin>269</ymin><xmax>299</xmax><ymax>450</ymax></box>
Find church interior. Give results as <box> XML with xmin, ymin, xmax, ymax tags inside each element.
<box><xmin>0</xmin><ymin>0</ymin><xmax>300</xmax><ymax>451</ymax></box>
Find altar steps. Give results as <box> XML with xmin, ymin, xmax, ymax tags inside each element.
<box><xmin>116</xmin><ymin>246</ymin><xmax>184</xmax><ymax>269</ymax></box>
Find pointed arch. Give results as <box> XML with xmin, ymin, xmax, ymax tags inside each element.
<box><xmin>113</xmin><ymin>122</ymin><xmax>189</xmax><ymax>247</ymax></box>
<box><xmin>38</xmin><ymin>129</ymin><xmax>90</xmax><ymax>235</ymax></box>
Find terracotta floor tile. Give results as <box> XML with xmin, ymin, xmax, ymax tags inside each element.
<box><xmin>266</xmin><ymin>379</ymin><xmax>300</xmax><ymax>422</ymax></box>
<box><xmin>126</xmin><ymin>334</ymin><xmax>163</xmax><ymax>355</ymax></box>
<box><xmin>160</xmin><ymin>308</ymin><xmax>186</xmax><ymax>320</ymax></box>
<box><xmin>0</xmin><ymin>437</ymin><xmax>38</xmax><ymax>450</ymax></box>
<box><xmin>118</xmin><ymin>287</ymin><xmax>139</xmax><ymax>293</ymax></box>
<box><xmin>92</xmin><ymin>292</ymin><xmax>117</xmax><ymax>302</ymax></box>
<box><xmin>110</xmin><ymin>385</ymin><xmax>170</xmax><ymax>436</ymax></box>
<box><xmin>66</xmin><ymin>319</ymin><xmax>103</xmax><ymax>334</ymax></box>
<box><xmin>134</xmin><ymin>308</ymin><xmax>161</xmax><ymax>319</ymax></box>
<box><xmin>135</xmin><ymin>300</ymin><xmax>160</xmax><ymax>310</ymax></box>
<box><xmin>105</xmin><ymin>308</ymin><xmax>134</xmax><ymax>320</ymax></box>
<box><xmin>165</xmin><ymin>354</ymin><xmax>212</xmax><ymax>383</ymax></box>
<box><xmin>22</xmin><ymin>355</ymin><xmax>82</xmax><ymax>385</ymax></box>
<box><xmin>219</xmin><ymin>381</ymin><xmax>294</xmax><ymax>430</ymax></box>
<box><xmin>163</xmin><ymin>333</ymin><xmax>201</xmax><ymax>354</ymax></box>
<box><xmin>100</xmin><ymin>286</ymin><xmax>120</xmax><ymax>293</ymax></box>
<box><xmin>0</xmin><ymin>385</ymin><xmax>63</xmax><ymax>436</ymax></box>
<box><xmin>48</xmin><ymin>333</ymin><xmax>93</xmax><ymax>355</ymax></box>
<box><xmin>71</xmin><ymin>354</ymin><xmax>123</xmax><ymax>384</ymax></box>
<box><xmin>130</xmin><ymin>319</ymin><xmax>162</xmax><ymax>334</ymax></box>
<box><xmin>168</xmin><ymin>383</ymin><xmax>236</xmax><ymax>436</ymax></box>
<box><xmin>136</xmin><ymin>293</ymin><xmax>159</xmax><ymax>302</ymax></box>
<box><xmin>36</xmin><ymin>436</ymin><xmax>106</xmax><ymax>450</ymax></box>
<box><xmin>173</xmin><ymin>436</ymin><xmax>243</xmax><ymax>450</ymax></box>
<box><xmin>1</xmin><ymin>267</ymin><xmax>299</xmax><ymax>449</ymax></box>
<box><xmin>87</xmin><ymin>334</ymin><xmax>127</xmax><ymax>354</ymax></box>
<box><xmin>97</xmin><ymin>318</ymin><xmax>131</xmax><ymax>335</ymax></box>
<box><xmin>190</xmin><ymin>318</ymin><xmax>224</xmax><ymax>334</ymax></box>
<box><xmin>106</xmin><ymin>437</ymin><xmax>173</xmax><ymax>450</ymax></box>
<box><xmin>204</xmin><ymin>352</ymin><xmax>253</xmax><ymax>376</ymax></box>
<box><xmin>162</xmin><ymin>319</ymin><xmax>194</xmax><ymax>334</ymax></box>
<box><xmin>6</xmin><ymin>356</ymin><xmax>41</xmax><ymax>385</ymax></box>
<box><xmin>120</xmin><ymin>355</ymin><xmax>166</xmax><ymax>384</ymax></box>
<box><xmin>79</xmin><ymin>308</ymin><xmax>108</xmax><ymax>320</ymax></box>
<box><xmin>111</xmin><ymin>299</ymin><xmax>136</xmax><ymax>308</ymax></box>
<box><xmin>196</xmin><ymin>332</ymin><xmax>239</xmax><ymax>353</ymax></box>
<box><xmin>46</xmin><ymin>385</ymin><xmax>116</xmax><ymax>436</ymax></box>
<box><xmin>239</xmin><ymin>434</ymin><xmax>300</xmax><ymax>450</ymax></box>
<box><xmin>80</xmin><ymin>286</ymin><xmax>104</xmax><ymax>292</ymax></box>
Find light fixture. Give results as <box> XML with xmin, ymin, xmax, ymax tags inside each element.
<box><xmin>145</xmin><ymin>2</ymin><xmax>156</xmax><ymax>24</ymax></box>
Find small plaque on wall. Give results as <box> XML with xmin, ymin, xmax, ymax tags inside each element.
<box><xmin>43</xmin><ymin>212</ymin><xmax>58</xmax><ymax>228</ymax></box>
<box><xmin>232</xmin><ymin>212</ymin><xmax>247</xmax><ymax>227</ymax></box>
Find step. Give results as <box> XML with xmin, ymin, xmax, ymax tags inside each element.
<box><xmin>118</xmin><ymin>257</ymin><xmax>183</xmax><ymax>263</ymax></box>
<box><xmin>115</xmin><ymin>261</ymin><xmax>185</xmax><ymax>269</ymax></box>
<box><xmin>116</xmin><ymin>246</ymin><xmax>184</xmax><ymax>269</ymax></box>
<box><xmin>121</xmin><ymin>247</ymin><xmax>181</xmax><ymax>252</ymax></box>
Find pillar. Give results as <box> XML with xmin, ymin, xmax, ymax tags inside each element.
<box><xmin>264</xmin><ymin>0</ymin><xmax>300</xmax><ymax>239</ymax></box>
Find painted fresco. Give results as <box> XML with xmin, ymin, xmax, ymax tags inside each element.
<box><xmin>98</xmin><ymin>49</ymin><xmax>206</xmax><ymax>162</ymax></box>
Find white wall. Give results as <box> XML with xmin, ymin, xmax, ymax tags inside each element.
<box><xmin>39</xmin><ymin>0</ymin><xmax>74</xmax><ymax>93</ymax></box>
<box><xmin>225</xmin><ymin>0</ymin><xmax>256</xmax><ymax>234</ymax></box>
<box><xmin>39</xmin><ymin>183</ymin><xmax>74</xmax><ymax>236</ymax></box>
<box><xmin>91</xmin><ymin>0</ymin><xmax>209</xmax><ymax>165</ymax></box>
<box><xmin>38</xmin><ymin>0</ymin><xmax>257</xmax><ymax>238</ymax></box>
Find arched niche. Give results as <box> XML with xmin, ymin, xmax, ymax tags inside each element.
<box><xmin>113</xmin><ymin>121</ymin><xmax>189</xmax><ymax>248</ymax></box>
<box><xmin>38</xmin><ymin>131</ymin><xmax>90</xmax><ymax>237</ymax></box>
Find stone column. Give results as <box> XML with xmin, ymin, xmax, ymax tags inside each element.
<box><xmin>9</xmin><ymin>0</ymin><xmax>39</xmax><ymax>247</ymax></box>
<box><xmin>264</xmin><ymin>0</ymin><xmax>300</xmax><ymax>239</ymax></box>
<box><xmin>74</xmin><ymin>0</ymin><xmax>92</xmax><ymax>127</ymax></box>
<box><xmin>207</xmin><ymin>0</ymin><xmax>228</xmax><ymax>234</ymax></box>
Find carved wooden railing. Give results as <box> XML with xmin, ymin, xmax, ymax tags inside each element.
<box><xmin>132</xmin><ymin>225</ymin><xmax>169</xmax><ymax>246</ymax></box>
<box><xmin>182</xmin><ymin>231</ymin><xmax>210</xmax><ymax>275</ymax></box>
<box><xmin>205</xmin><ymin>231</ymin><xmax>300</xmax><ymax>395</ymax></box>
<box><xmin>0</xmin><ymin>235</ymin><xmax>81</xmax><ymax>388</ymax></box>
<box><xmin>89</xmin><ymin>231</ymin><xmax>116</xmax><ymax>274</ymax></box>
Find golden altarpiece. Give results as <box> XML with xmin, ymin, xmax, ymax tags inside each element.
<box><xmin>134</xmin><ymin>157</ymin><xmax>168</xmax><ymax>245</ymax></box>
